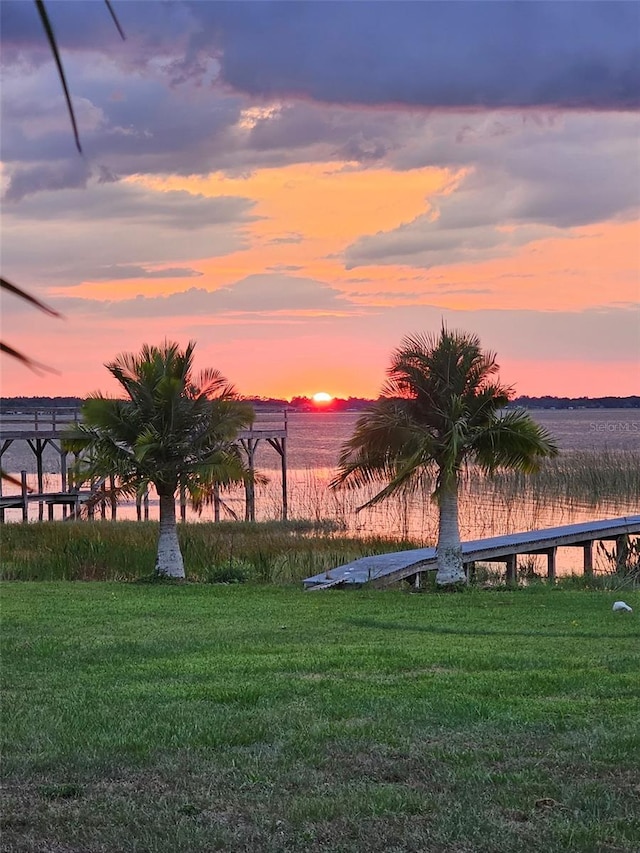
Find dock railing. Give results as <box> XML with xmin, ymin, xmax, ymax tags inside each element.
<box><xmin>0</xmin><ymin>407</ymin><xmax>289</xmax><ymax>522</ymax></box>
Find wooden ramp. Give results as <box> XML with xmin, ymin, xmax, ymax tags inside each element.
<box><xmin>303</xmin><ymin>515</ymin><xmax>640</xmax><ymax>589</ymax></box>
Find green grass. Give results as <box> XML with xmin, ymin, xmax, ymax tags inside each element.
<box><xmin>2</xmin><ymin>583</ymin><xmax>639</xmax><ymax>852</ymax></box>
<box><xmin>0</xmin><ymin>520</ymin><xmax>422</xmax><ymax>583</ymax></box>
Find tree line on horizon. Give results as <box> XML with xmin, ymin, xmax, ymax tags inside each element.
<box><xmin>2</xmin><ymin>394</ymin><xmax>639</xmax><ymax>412</ymax></box>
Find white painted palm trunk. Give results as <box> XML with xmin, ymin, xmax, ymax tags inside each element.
<box><xmin>156</xmin><ymin>492</ymin><xmax>185</xmax><ymax>579</ymax></box>
<box><xmin>436</xmin><ymin>481</ymin><xmax>466</xmax><ymax>586</ymax></box>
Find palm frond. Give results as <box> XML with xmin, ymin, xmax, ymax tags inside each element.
<box><xmin>66</xmin><ymin>341</ymin><xmax>254</xmax><ymax>507</ymax></box>
<box><xmin>1</xmin><ymin>278</ymin><xmax>62</xmax><ymax>373</ymax></box>
<box><xmin>104</xmin><ymin>1</ymin><xmax>126</xmax><ymax>40</ymax></box>
<box><xmin>333</xmin><ymin>326</ymin><xmax>559</xmax><ymax>516</ymax></box>
<box><xmin>34</xmin><ymin>0</ymin><xmax>125</xmax><ymax>154</ymax></box>
<box><xmin>35</xmin><ymin>0</ymin><xmax>82</xmax><ymax>153</ymax></box>
<box><xmin>1</xmin><ymin>278</ymin><xmax>61</xmax><ymax>317</ymax></box>
<box><xmin>0</xmin><ymin>342</ymin><xmax>57</xmax><ymax>375</ymax></box>
<box><xmin>472</xmin><ymin>409</ymin><xmax>559</xmax><ymax>474</ymax></box>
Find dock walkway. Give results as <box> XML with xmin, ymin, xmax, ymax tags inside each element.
<box><xmin>303</xmin><ymin>516</ymin><xmax>640</xmax><ymax>589</ymax></box>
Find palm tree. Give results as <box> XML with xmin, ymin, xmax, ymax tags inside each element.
<box><xmin>330</xmin><ymin>327</ymin><xmax>559</xmax><ymax>586</ymax></box>
<box><xmin>63</xmin><ymin>341</ymin><xmax>254</xmax><ymax>579</ymax></box>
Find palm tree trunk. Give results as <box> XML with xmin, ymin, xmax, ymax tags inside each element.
<box><xmin>435</xmin><ymin>477</ymin><xmax>466</xmax><ymax>586</ymax></box>
<box><xmin>156</xmin><ymin>491</ymin><xmax>185</xmax><ymax>579</ymax></box>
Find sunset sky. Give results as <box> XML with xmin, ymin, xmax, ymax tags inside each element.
<box><xmin>1</xmin><ymin>0</ymin><xmax>638</xmax><ymax>400</ymax></box>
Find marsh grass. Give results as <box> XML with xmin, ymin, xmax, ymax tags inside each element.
<box><xmin>279</xmin><ymin>449</ymin><xmax>640</xmax><ymax>542</ymax></box>
<box><xmin>478</xmin><ymin>449</ymin><xmax>640</xmax><ymax>505</ymax></box>
<box><xmin>0</xmin><ymin>520</ymin><xmax>421</xmax><ymax>583</ymax></box>
<box><xmin>1</xmin><ymin>583</ymin><xmax>639</xmax><ymax>852</ymax></box>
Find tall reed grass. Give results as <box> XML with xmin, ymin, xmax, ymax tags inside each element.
<box><xmin>0</xmin><ymin>520</ymin><xmax>421</xmax><ymax>583</ymax></box>
<box><xmin>477</xmin><ymin>449</ymin><xmax>640</xmax><ymax>505</ymax></box>
<box><xmin>256</xmin><ymin>449</ymin><xmax>639</xmax><ymax>544</ymax></box>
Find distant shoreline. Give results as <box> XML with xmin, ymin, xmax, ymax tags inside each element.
<box><xmin>2</xmin><ymin>395</ymin><xmax>639</xmax><ymax>413</ymax></box>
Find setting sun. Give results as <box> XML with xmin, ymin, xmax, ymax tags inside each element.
<box><xmin>312</xmin><ymin>392</ymin><xmax>333</xmax><ymax>404</ymax></box>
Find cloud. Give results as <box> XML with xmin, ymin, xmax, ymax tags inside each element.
<box><xmin>3</xmin><ymin>178</ymin><xmax>256</xmax><ymax>226</ymax></box>
<box><xmin>246</xmin><ymin>101</ymin><xmax>395</xmax><ymax>163</ymax></box>
<box><xmin>53</xmin><ymin>274</ymin><xmax>354</xmax><ymax>318</ymax></box>
<box><xmin>0</xmin><ymin>37</ymin><xmax>248</xmax><ymax>179</ymax></box>
<box><xmin>3</xmin><ymin>5</ymin><xmax>637</xmax><ymax>258</ymax></box>
<box><xmin>189</xmin><ymin>1</ymin><xmax>639</xmax><ymax>110</ymax></box>
<box><xmin>344</xmin><ymin>111</ymin><xmax>640</xmax><ymax>269</ymax></box>
<box><xmin>267</xmin><ymin>264</ymin><xmax>303</xmax><ymax>273</ymax></box>
<box><xmin>84</xmin><ymin>265</ymin><xmax>204</xmax><ymax>281</ymax></box>
<box><xmin>1</xmin><ymin>180</ymin><xmax>257</xmax><ymax>287</ymax></box>
<box><xmin>4</xmin><ymin>2</ymin><xmax>637</xmax><ymax>111</ymax></box>
<box><xmin>391</xmin><ymin>112</ymin><xmax>640</xmax><ymax>221</ymax></box>
<box><xmin>266</xmin><ymin>233</ymin><xmax>304</xmax><ymax>245</ymax></box>
<box><xmin>345</xmin><ymin>217</ymin><xmax>562</xmax><ymax>270</ymax></box>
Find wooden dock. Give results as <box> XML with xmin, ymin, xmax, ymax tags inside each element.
<box><xmin>0</xmin><ymin>408</ymin><xmax>289</xmax><ymax>522</ymax></box>
<box><xmin>303</xmin><ymin>515</ymin><xmax>640</xmax><ymax>588</ymax></box>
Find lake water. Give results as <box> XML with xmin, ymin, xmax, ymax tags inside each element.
<box><xmin>2</xmin><ymin>409</ymin><xmax>638</xmax><ymax>574</ymax></box>
<box><xmin>258</xmin><ymin>408</ymin><xmax>640</xmax><ymax>468</ymax></box>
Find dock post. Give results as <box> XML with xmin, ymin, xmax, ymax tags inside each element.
<box><xmin>281</xmin><ymin>435</ymin><xmax>288</xmax><ymax>522</ymax></box>
<box><xmin>244</xmin><ymin>439</ymin><xmax>256</xmax><ymax>522</ymax></box>
<box><xmin>546</xmin><ymin>547</ymin><xmax>557</xmax><ymax>583</ymax></box>
<box><xmin>87</xmin><ymin>478</ymin><xmax>95</xmax><ymax>520</ymax></box>
<box><xmin>21</xmin><ymin>470</ymin><xmax>28</xmax><ymax>522</ymax></box>
<box><xmin>282</xmin><ymin>410</ymin><xmax>288</xmax><ymax>521</ymax></box>
<box><xmin>180</xmin><ymin>483</ymin><xmax>186</xmax><ymax>523</ymax></box>
<box><xmin>35</xmin><ymin>439</ymin><xmax>44</xmax><ymax>521</ymax></box>
<box><xmin>109</xmin><ymin>474</ymin><xmax>117</xmax><ymax>520</ymax></box>
<box><xmin>213</xmin><ymin>483</ymin><xmax>220</xmax><ymax>522</ymax></box>
<box><xmin>583</xmin><ymin>542</ymin><xmax>593</xmax><ymax>577</ymax></box>
<box><xmin>60</xmin><ymin>451</ymin><xmax>68</xmax><ymax>519</ymax></box>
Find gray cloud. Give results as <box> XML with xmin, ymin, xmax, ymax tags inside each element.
<box><xmin>188</xmin><ymin>1</ymin><xmax>639</xmax><ymax>110</ymax></box>
<box><xmin>3</xmin><ymin>179</ymin><xmax>256</xmax><ymax>227</ymax></box>
<box><xmin>1</xmin><ymin>181</ymin><xmax>256</xmax><ymax>289</ymax></box>
<box><xmin>53</xmin><ymin>274</ymin><xmax>353</xmax><ymax>318</ymax></box>
<box><xmin>247</xmin><ymin>102</ymin><xmax>395</xmax><ymax>165</ymax></box>
<box><xmin>3</xmin><ymin>8</ymin><xmax>637</xmax><ymax>256</ymax></box>
<box><xmin>345</xmin><ymin>111</ymin><xmax>640</xmax><ymax>269</ymax></box>
<box><xmin>3</xmin><ymin>158</ymin><xmax>92</xmax><ymax>201</ymax></box>
<box><xmin>267</xmin><ymin>264</ymin><xmax>303</xmax><ymax>273</ymax></box>
<box><xmin>85</xmin><ymin>265</ymin><xmax>204</xmax><ymax>281</ymax></box>
<box><xmin>266</xmin><ymin>233</ymin><xmax>304</xmax><ymax>245</ymax></box>
<box><xmin>3</xmin><ymin>2</ymin><xmax>637</xmax><ymax>110</ymax></box>
<box><xmin>347</xmin><ymin>286</ymin><xmax>494</xmax><ymax>301</ymax></box>
<box><xmin>420</xmin><ymin>114</ymin><xmax>639</xmax><ymax>227</ymax></box>
<box><xmin>345</xmin><ymin>217</ymin><xmax>563</xmax><ymax>270</ymax></box>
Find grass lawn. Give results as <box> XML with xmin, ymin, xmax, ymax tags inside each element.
<box><xmin>1</xmin><ymin>583</ymin><xmax>639</xmax><ymax>853</ymax></box>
